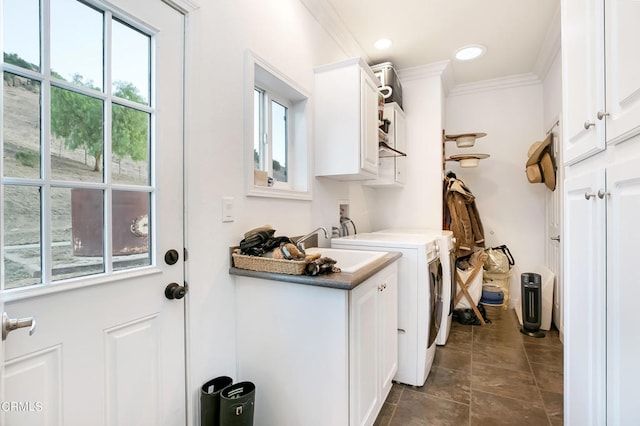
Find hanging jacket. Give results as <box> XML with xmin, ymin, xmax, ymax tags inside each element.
<box><xmin>445</xmin><ymin>178</ymin><xmax>485</xmax><ymax>256</ymax></box>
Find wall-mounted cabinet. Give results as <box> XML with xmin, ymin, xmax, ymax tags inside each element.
<box><xmin>366</xmin><ymin>102</ymin><xmax>406</xmax><ymax>188</ymax></box>
<box><xmin>314</xmin><ymin>58</ymin><xmax>379</xmax><ymax>181</ymax></box>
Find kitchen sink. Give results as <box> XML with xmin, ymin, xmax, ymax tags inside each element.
<box><xmin>304</xmin><ymin>247</ymin><xmax>387</xmax><ymax>273</ymax></box>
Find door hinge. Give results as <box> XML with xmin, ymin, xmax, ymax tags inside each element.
<box><xmin>183</xmin><ymin>248</ymin><xmax>189</xmax><ymax>261</ymax></box>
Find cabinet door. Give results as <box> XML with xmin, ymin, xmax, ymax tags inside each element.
<box><xmin>561</xmin><ymin>0</ymin><xmax>606</xmax><ymax>164</ymax></box>
<box><xmin>606</xmin><ymin>156</ymin><xmax>640</xmax><ymax>425</ymax></box>
<box><xmin>563</xmin><ymin>166</ymin><xmax>606</xmax><ymax>425</ymax></box>
<box><xmin>604</xmin><ymin>0</ymin><xmax>640</xmax><ymax>145</ymax></box>
<box><xmin>379</xmin><ymin>265</ymin><xmax>398</xmax><ymax>398</ymax></box>
<box><xmin>349</xmin><ymin>277</ymin><xmax>379</xmax><ymax>426</ymax></box>
<box><xmin>361</xmin><ymin>70</ymin><xmax>379</xmax><ymax>175</ymax></box>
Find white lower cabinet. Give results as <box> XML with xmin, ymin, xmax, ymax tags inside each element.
<box><xmin>234</xmin><ymin>262</ymin><xmax>398</xmax><ymax>426</ymax></box>
<box><xmin>564</xmin><ymin>150</ymin><xmax>640</xmax><ymax>425</ymax></box>
<box><xmin>349</xmin><ymin>265</ymin><xmax>398</xmax><ymax>426</ymax></box>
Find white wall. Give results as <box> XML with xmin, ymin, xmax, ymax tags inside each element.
<box><xmin>445</xmin><ymin>80</ymin><xmax>546</xmax><ymax>275</ymax></box>
<box><xmin>183</xmin><ymin>1</ymin><xmax>354</xmax><ymax>422</ymax></box>
<box><xmin>366</xmin><ymin>67</ymin><xmax>446</xmax><ymax>230</ymax></box>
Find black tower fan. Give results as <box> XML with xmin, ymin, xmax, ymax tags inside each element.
<box><xmin>520</xmin><ymin>273</ymin><xmax>545</xmax><ymax>338</ymax></box>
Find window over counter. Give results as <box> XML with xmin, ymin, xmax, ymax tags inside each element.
<box><xmin>244</xmin><ymin>50</ymin><xmax>311</xmax><ymax>200</ymax></box>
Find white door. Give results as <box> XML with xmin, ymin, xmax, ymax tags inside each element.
<box><xmin>606</xmin><ymin>155</ymin><xmax>640</xmax><ymax>425</ymax></box>
<box><xmin>545</xmin><ymin>128</ymin><xmax>563</xmax><ymax>338</ymax></box>
<box><xmin>1</xmin><ymin>0</ymin><xmax>186</xmax><ymax>425</ymax></box>
<box><xmin>563</xmin><ymin>166</ymin><xmax>607</xmax><ymax>425</ymax></box>
<box><xmin>561</xmin><ymin>0</ymin><xmax>606</xmax><ymax>164</ymax></box>
<box><xmin>604</xmin><ymin>0</ymin><xmax>640</xmax><ymax>145</ymax></box>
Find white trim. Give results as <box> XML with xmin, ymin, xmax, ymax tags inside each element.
<box><xmin>161</xmin><ymin>0</ymin><xmax>199</xmax><ymax>14</ymax></box>
<box><xmin>448</xmin><ymin>73</ymin><xmax>542</xmax><ymax>97</ymax></box>
<box><xmin>297</xmin><ymin>0</ymin><xmax>369</xmax><ymax>62</ymax></box>
<box><xmin>532</xmin><ymin>4</ymin><xmax>561</xmax><ymax>82</ymax></box>
<box><xmin>3</xmin><ymin>266</ymin><xmax>162</xmax><ymax>302</ymax></box>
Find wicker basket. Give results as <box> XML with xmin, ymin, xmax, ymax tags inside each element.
<box><xmin>232</xmin><ymin>252</ymin><xmax>308</xmax><ymax>275</ymax></box>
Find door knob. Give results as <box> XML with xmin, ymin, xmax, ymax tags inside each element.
<box><xmin>584</xmin><ymin>192</ymin><xmax>596</xmax><ymax>200</ymax></box>
<box><xmin>597</xmin><ymin>111</ymin><xmax>609</xmax><ymax>120</ymax></box>
<box><xmin>165</xmin><ymin>283</ymin><xmax>187</xmax><ymax>300</ymax></box>
<box><xmin>584</xmin><ymin>120</ymin><xmax>595</xmax><ymax>130</ymax></box>
<box><xmin>2</xmin><ymin>312</ymin><xmax>36</xmax><ymax>341</ymax></box>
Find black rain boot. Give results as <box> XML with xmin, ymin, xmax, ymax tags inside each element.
<box><xmin>219</xmin><ymin>381</ymin><xmax>255</xmax><ymax>426</ymax></box>
<box><xmin>200</xmin><ymin>376</ymin><xmax>233</xmax><ymax>426</ymax></box>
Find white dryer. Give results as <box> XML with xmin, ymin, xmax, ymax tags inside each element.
<box><xmin>332</xmin><ymin>233</ymin><xmax>441</xmax><ymax>387</ymax></box>
<box><xmin>375</xmin><ymin>228</ymin><xmax>455</xmax><ymax>346</ymax></box>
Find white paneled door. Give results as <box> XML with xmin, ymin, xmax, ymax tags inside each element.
<box><xmin>1</xmin><ymin>0</ymin><xmax>186</xmax><ymax>425</ymax></box>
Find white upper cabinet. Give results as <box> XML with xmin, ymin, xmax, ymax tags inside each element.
<box><xmin>563</xmin><ymin>0</ymin><xmax>640</xmax><ymax>164</ymax></box>
<box><xmin>314</xmin><ymin>58</ymin><xmax>379</xmax><ymax>180</ymax></box>
<box><xmin>561</xmin><ymin>0</ymin><xmax>606</xmax><ymax>164</ymax></box>
<box><xmin>604</xmin><ymin>0</ymin><xmax>640</xmax><ymax>145</ymax></box>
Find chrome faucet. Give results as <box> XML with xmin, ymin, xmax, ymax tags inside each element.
<box><xmin>295</xmin><ymin>226</ymin><xmax>329</xmax><ymax>251</ymax></box>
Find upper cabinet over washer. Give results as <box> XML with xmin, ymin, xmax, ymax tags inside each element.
<box><xmin>314</xmin><ymin>58</ymin><xmax>379</xmax><ymax>181</ymax></box>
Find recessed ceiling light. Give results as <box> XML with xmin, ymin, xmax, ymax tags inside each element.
<box><xmin>374</xmin><ymin>38</ymin><xmax>392</xmax><ymax>50</ymax></box>
<box><xmin>455</xmin><ymin>45</ymin><xmax>486</xmax><ymax>61</ymax></box>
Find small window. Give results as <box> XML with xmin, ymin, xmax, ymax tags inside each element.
<box><xmin>245</xmin><ymin>50</ymin><xmax>310</xmax><ymax>200</ymax></box>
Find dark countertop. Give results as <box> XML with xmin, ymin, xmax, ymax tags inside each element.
<box><xmin>229</xmin><ymin>250</ymin><xmax>401</xmax><ymax>290</ymax></box>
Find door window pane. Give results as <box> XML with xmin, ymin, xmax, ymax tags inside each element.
<box><xmin>50</xmin><ymin>86</ymin><xmax>104</xmax><ymax>182</ymax></box>
<box><xmin>271</xmin><ymin>100</ymin><xmax>288</xmax><ymax>183</ymax></box>
<box><xmin>3</xmin><ymin>73</ymin><xmax>41</xmax><ymax>179</ymax></box>
<box><xmin>112</xmin><ymin>190</ymin><xmax>150</xmax><ymax>271</ymax></box>
<box><xmin>2</xmin><ymin>0</ymin><xmax>41</xmax><ymax>72</ymax></box>
<box><xmin>51</xmin><ymin>0</ymin><xmax>103</xmax><ymax>89</ymax></box>
<box><xmin>56</xmin><ymin>187</ymin><xmax>105</xmax><ymax>280</ymax></box>
<box><xmin>112</xmin><ymin>19</ymin><xmax>150</xmax><ymax>105</ymax></box>
<box><xmin>3</xmin><ymin>185</ymin><xmax>41</xmax><ymax>289</ymax></box>
<box><xmin>111</xmin><ymin>103</ymin><xmax>150</xmax><ymax>185</ymax></box>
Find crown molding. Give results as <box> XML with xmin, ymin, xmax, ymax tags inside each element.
<box><xmin>398</xmin><ymin>60</ymin><xmax>455</xmax><ymax>95</ymax></box>
<box><xmin>162</xmin><ymin>0</ymin><xmax>199</xmax><ymax>13</ymax></box>
<box><xmin>532</xmin><ymin>4</ymin><xmax>561</xmax><ymax>81</ymax></box>
<box><xmin>298</xmin><ymin>0</ymin><xmax>370</xmax><ymax>62</ymax></box>
<box><xmin>448</xmin><ymin>73</ymin><xmax>541</xmax><ymax>97</ymax></box>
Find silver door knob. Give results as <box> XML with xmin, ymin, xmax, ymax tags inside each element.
<box><xmin>2</xmin><ymin>312</ymin><xmax>36</xmax><ymax>341</ymax></box>
<box><xmin>584</xmin><ymin>192</ymin><xmax>596</xmax><ymax>200</ymax></box>
<box><xmin>597</xmin><ymin>189</ymin><xmax>610</xmax><ymax>199</ymax></box>
<box><xmin>597</xmin><ymin>111</ymin><xmax>609</xmax><ymax>120</ymax></box>
<box><xmin>584</xmin><ymin>120</ymin><xmax>595</xmax><ymax>130</ymax></box>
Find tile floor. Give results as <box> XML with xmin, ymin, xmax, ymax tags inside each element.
<box><xmin>374</xmin><ymin>308</ymin><xmax>564</xmax><ymax>426</ymax></box>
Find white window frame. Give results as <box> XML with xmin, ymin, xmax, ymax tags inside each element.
<box><xmin>244</xmin><ymin>50</ymin><xmax>311</xmax><ymax>200</ymax></box>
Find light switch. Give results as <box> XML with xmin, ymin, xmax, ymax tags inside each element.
<box><xmin>222</xmin><ymin>196</ymin><xmax>234</xmax><ymax>222</ymax></box>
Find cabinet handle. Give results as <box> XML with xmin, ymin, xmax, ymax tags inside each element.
<box><xmin>584</xmin><ymin>120</ymin><xmax>595</xmax><ymax>130</ymax></box>
<box><xmin>597</xmin><ymin>189</ymin><xmax>610</xmax><ymax>199</ymax></box>
<box><xmin>597</xmin><ymin>111</ymin><xmax>609</xmax><ymax>120</ymax></box>
<box><xmin>584</xmin><ymin>192</ymin><xmax>596</xmax><ymax>200</ymax></box>
<box><xmin>550</xmin><ymin>235</ymin><xmax>560</xmax><ymax>242</ymax></box>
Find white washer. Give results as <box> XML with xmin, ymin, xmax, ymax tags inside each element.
<box><xmin>332</xmin><ymin>233</ymin><xmax>441</xmax><ymax>387</ymax></box>
<box><xmin>375</xmin><ymin>228</ymin><xmax>455</xmax><ymax>346</ymax></box>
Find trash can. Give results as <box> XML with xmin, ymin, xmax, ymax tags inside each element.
<box><xmin>219</xmin><ymin>381</ymin><xmax>255</xmax><ymax>426</ymax></box>
<box><xmin>201</xmin><ymin>376</ymin><xmax>233</xmax><ymax>426</ymax></box>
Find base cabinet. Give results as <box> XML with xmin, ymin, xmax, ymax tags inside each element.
<box><xmin>564</xmin><ymin>151</ymin><xmax>640</xmax><ymax>425</ymax></box>
<box><xmin>235</xmin><ymin>263</ymin><xmax>398</xmax><ymax>426</ymax></box>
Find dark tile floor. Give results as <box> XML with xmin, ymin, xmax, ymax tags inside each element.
<box><xmin>375</xmin><ymin>308</ymin><xmax>564</xmax><ymax>426</ymax></box>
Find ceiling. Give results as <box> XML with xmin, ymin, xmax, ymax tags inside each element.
<box><xmin>302</xmin><ymin>0</ymin><xmax>560</xmax><ymax>87</ymax></box>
